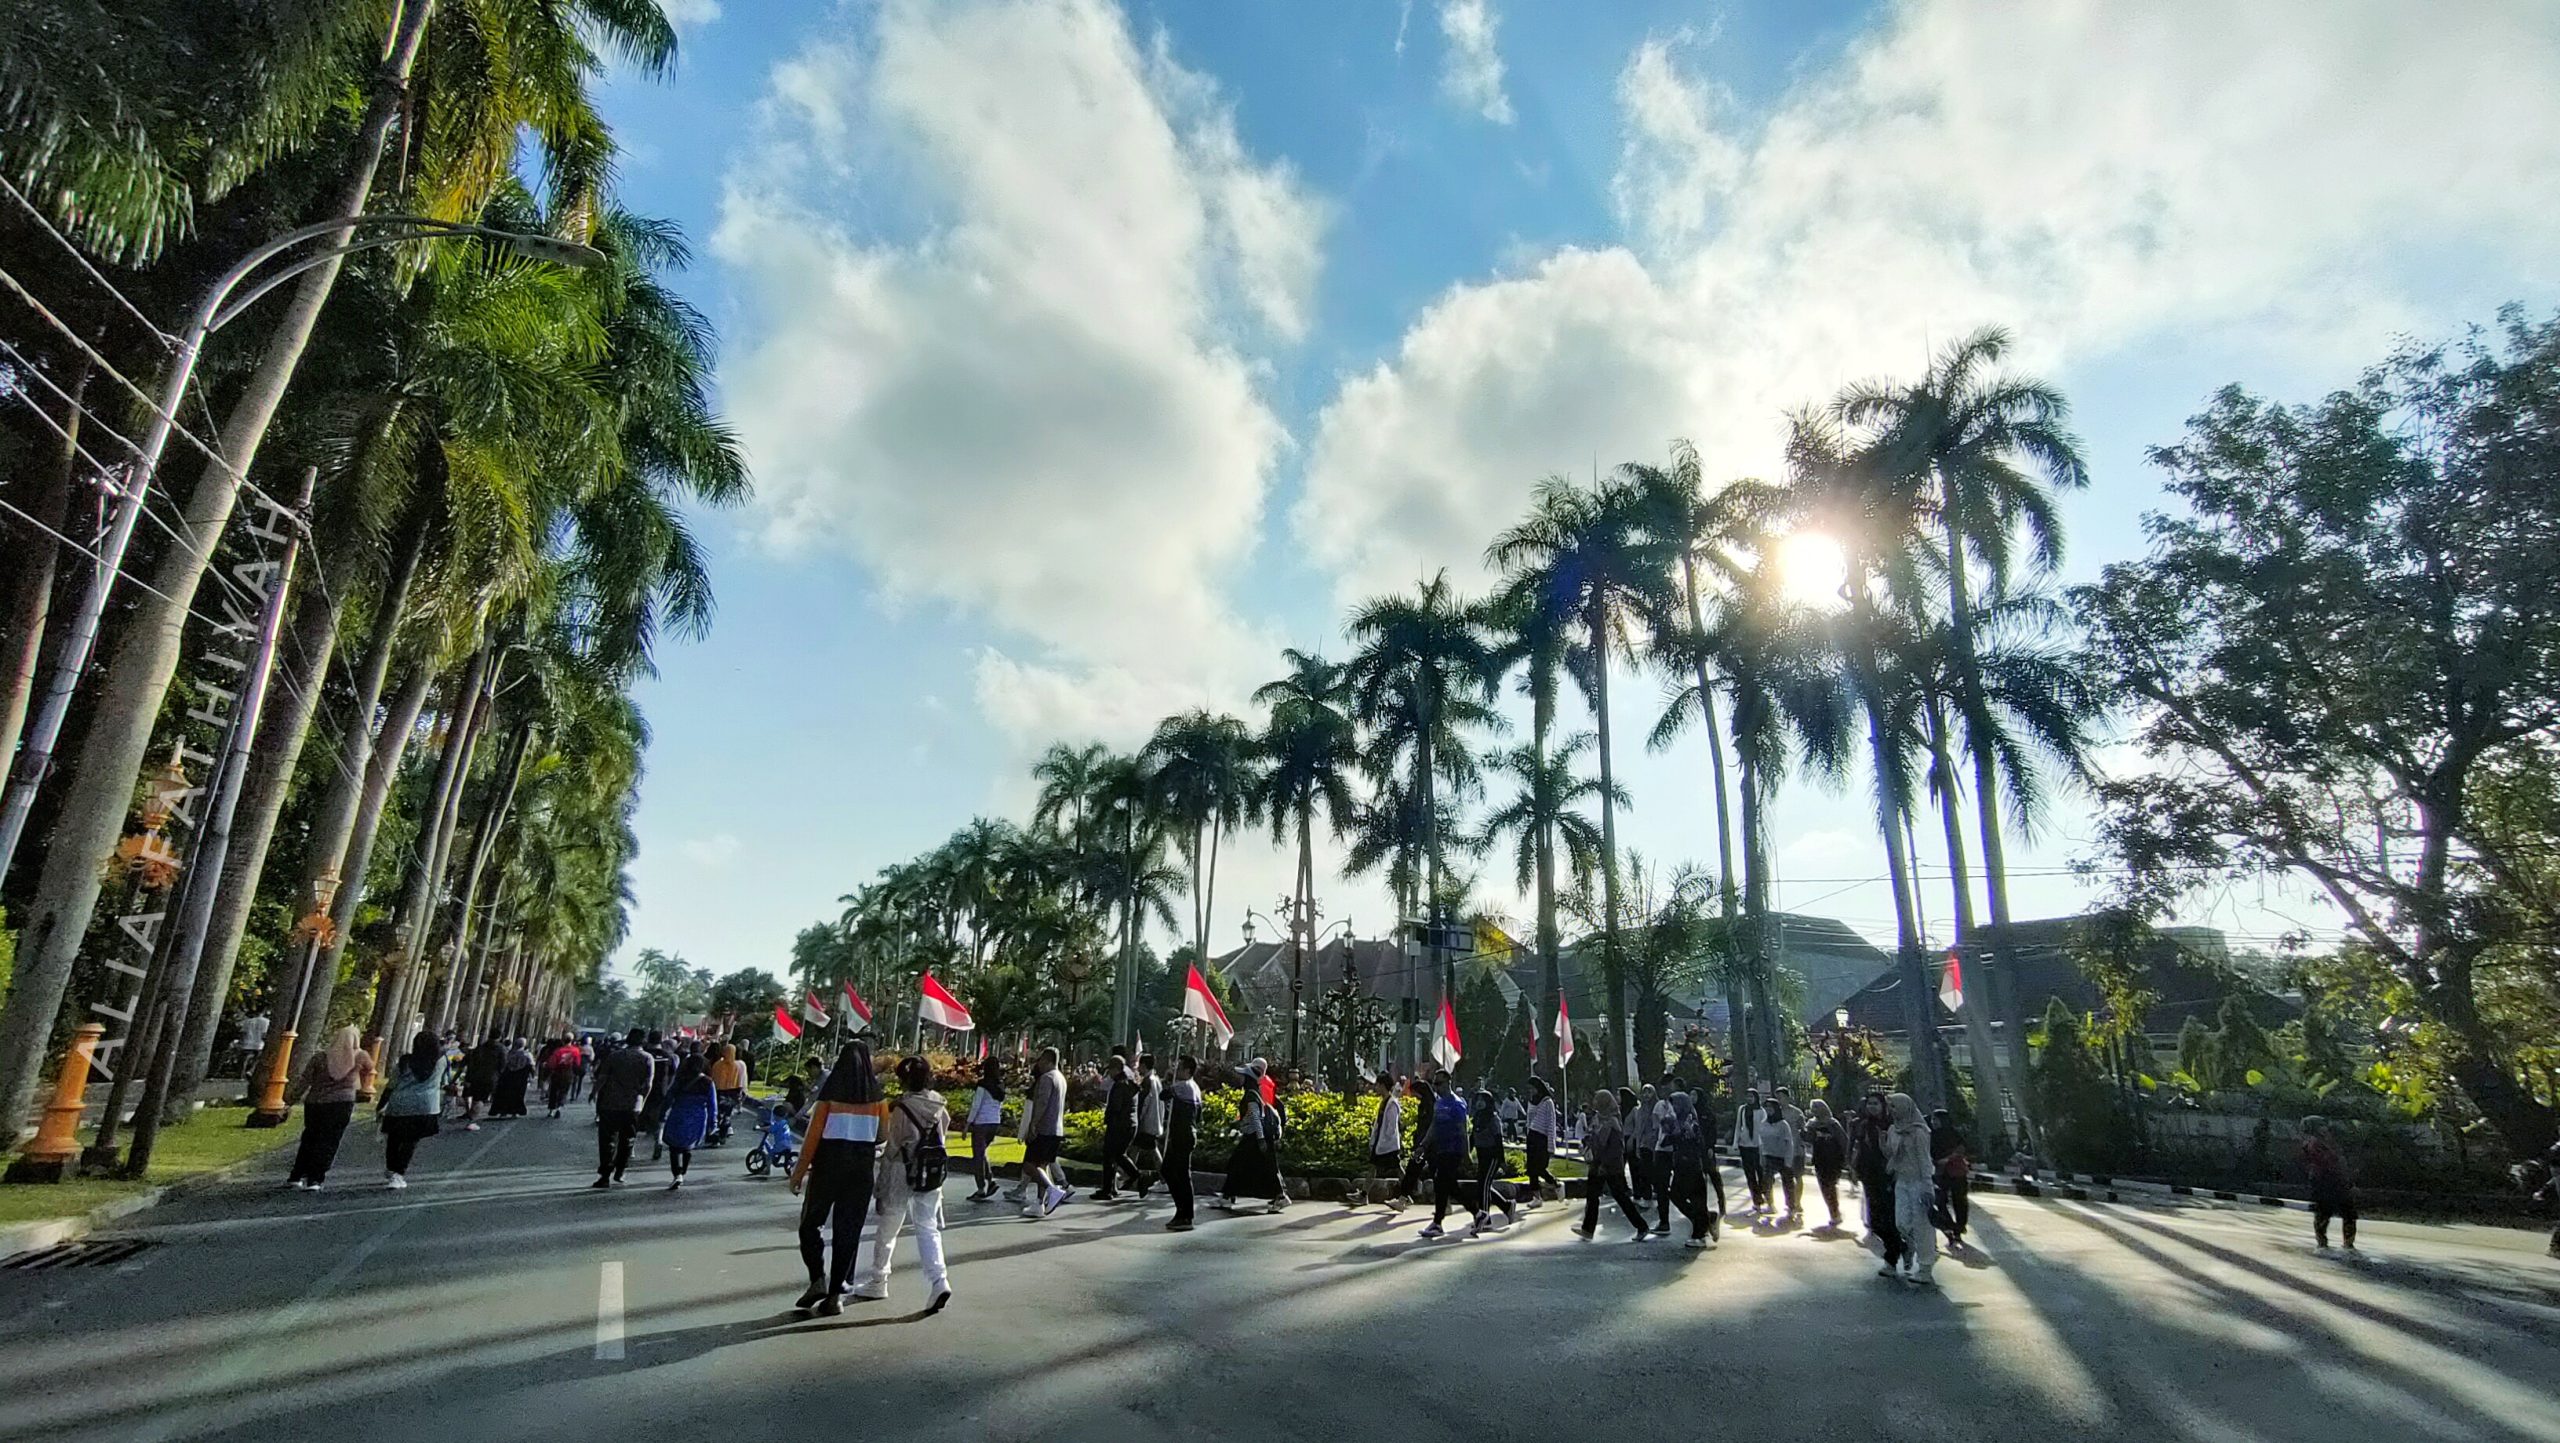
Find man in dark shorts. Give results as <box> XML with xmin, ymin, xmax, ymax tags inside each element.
<box><xmin>1021</xmin><ymin>1047</ymin><xmax>1069</xmax><ymax>1219</ymax></box>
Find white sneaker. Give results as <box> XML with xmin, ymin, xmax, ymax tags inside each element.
<box><xmin>306</xmin><ymin>1181</ymin><xmax>323</xmax><ymax>1192</ymax></box>
<box><xmin>1021</xmin><ymin>1205</ymin><xmax>1046</xmax><ymax>1220</ymax></box>
<box><xmin>464</xmin><ymin>1122</ymin><xmax>481</xmax><ymax>1132</ymax></box>
<box><xmin>1265</xmin><ymin>1197</ymin><xmax>1287</xmax><ymax>1215</ymax></box>
<box><xmin>387</xmin><ymin>1174</ymin><xmax>408</xmax><ymax>1190</ymax></box>
<box><xmin>850</xmin><ymin>1284</ymin><xmax>888</xmax><ymax>1301</ymax></box>
<box><xmin>1043</xmin><ymin>1185</ymin><xmax>1068</xmax><ymax>1216</ymax></box>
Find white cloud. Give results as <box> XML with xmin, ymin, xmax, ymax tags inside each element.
<box><xmin>1302</xmin><ymin>0</ymin><xmax>2560</xmax><ymax>596</ymax></box>
<box><xmin>662</xmin><ymin>0</ymin><xmax>722</xmax><ymax>28</ymax></box>
<box><xmin>717</xmin><ymin>0</ymin><xmax>1325</xmax><ymax>687</ymax></box>
<box><xmin>679</xmin><ymin>833</ymin><xmax>742</xmax><ymax>868</ymax></box>
<box><xmin>1436</xmin><ymin>0</ymin><xmax>1514</xmax><ymax>125</ymax></box>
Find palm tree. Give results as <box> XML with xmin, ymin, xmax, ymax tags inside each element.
<box><xmin>1787</xmin><ymin>407</ymin><xmax>1950</xmax><ymax>1108</ymax></box>
<box><xmin>1481</xmin><ymin>573</ymin><xmax>1578</xmax><ymax>1065</ymax></box>
<box><xmin>1487</xmin><ymin>477</ymin><xmax>1677</xmax><ymax>1086</ymax></box>
<box><xmin>1249</xmin><ymin>650</ymin><xmax>1358</xmax><ymax>1070</ymax></box>
<box><xmin>1142</xmin><ymin>709</ymin><xmax>1260</xmax><ymax>981</ymax></box>
<box><xmin>1838</xmin><ymin>327</ymin><xmax>2090</xmax><ymax>1120</ymax></box>
<box><xmin>1478</xmin><ymin>731</ymin><xmax>1619</xmax><ymax>953</ymax></box>
<box><xmin>1032</xmin><ymin>741</ymin><xmax>1111</xmax><ymax>880</ymax></box>
<box><xmin>1342</xmin><ymin>571</ymin><xmax>1498</xmax><ymax>1069</ymax></box>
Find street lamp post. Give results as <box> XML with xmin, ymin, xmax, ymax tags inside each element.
<box><xmin>0</xmin><ymin>216</ymin><xmax>603</xmax><ymax>882</ymax></box>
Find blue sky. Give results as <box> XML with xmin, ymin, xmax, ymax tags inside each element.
<box><xmin>588</xmin><ymin>0</ymin><xmax>2560</xmax><ymax>986</ymax></box>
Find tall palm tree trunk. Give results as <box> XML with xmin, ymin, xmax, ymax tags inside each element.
<box><xmin>1588</xmin><ymin>606</ymin><xmax>1631</xmax><ymax>1088</ymax></box>
<box><xmin>274</xmin><ymin>516</ymin><xmax>425</xmax><ymax>1045</ymax></box>
<box><xmin>433</xmin><ymin>720</ymin><xmax>531</xmax><ymax>1031</ymax></box>
<box><xmin>0</xmin><ymin>0</ymin><xmax>439</xmax><ymax>1130</ymax></box>
<box><xmin>1737</xmin><ymin>749</ymin><xmax>1785</xmax><ymax>1080</ymax></box>
<box><xmin>1530</xmin><ymin>685</ymin><xmax>1561</xmax><ymax>1088</ymax></box>
<box><xmin>1678</xmin><ymin>554</ymin><xmax>1752</xmax><ymax>1093</ymax></box>
<box><xmin>163</xmin><ymin>579</ymin><xmax>344</xmax><ymax>1109</ymax></box>
<box><xmin>1866</xmin><ymin>704</ymin><xmax>1944</xmax><ymax>1110</ymax></box>
<box><xmin>1926</xmin><ymin>697</ymin><xmax>2014</xmax><ymax>1139</ymax></box>
<box><xmin>379</xmin><ymin>648</ymin><xmax>490</xmax><ymax>1037</ymax></box>
<box><xmin>314</xmin><ymin>660</ymin><xmax>433</xmax><ymax>1044</ymax></box>
<box><xmin>0</xmin><ymin>361</ymin><xmax>85</xmax><ymax>774</ymax></box>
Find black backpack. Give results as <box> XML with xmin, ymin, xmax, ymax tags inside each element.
<box><xmin>900</xmin><ymin>1098</ymin><xmax>948</xmax><ymax>1192</ymax></box>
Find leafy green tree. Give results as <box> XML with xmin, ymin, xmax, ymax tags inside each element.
<box><xmin>706</xmin><ymin>968</ymin><xmax>786</xmax><ymax>1030</ymax></box>
<box><xmin>2078</xmin><ymin>310</ymin><xmax>2560</xmax><ymax>1155</ymax></box>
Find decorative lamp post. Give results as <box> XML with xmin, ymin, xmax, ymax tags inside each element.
<box><xmin>249</xmin><ymin>863</ymin><xmax>342</xmax><ymax>1126</ymax></box>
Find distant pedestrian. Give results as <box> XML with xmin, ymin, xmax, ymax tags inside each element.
<box><xmin>1096</xmin><ymin>1054</ymin><xmax>1140</xmax><ymax>1201</ymax></box>
<box><xmin>1852</xmin><ymin>1091</ymin><xmax>1892</xmax><ymax>1241</ymax></box>
<box><xmin>710</xmin><ymin>1043</ymin><xmax>747</xmax><ymax>1143</ymax></box>
<box><xmin>1163</xmin><ymin>1055</ymin><xmax>1203</xmax><ymax>1231</ymax></box>
<box><xmin>542</xmin><ymin>1038</ymin><xmax>581</xmax><ymax>1117</ymax></box>
<box><xmin>1467</xmin><ymin>1088</ymin><xmax>1519</xmax><ymax>1237</ymax></box>
<box><xmin>1648</xmin><ymin>1088</ymin><xmax>1677</xmax><ymax>1236</ymax></box>
<box><xmin>1628</xmin><ymin>1084</ymin><xmax>1661</xmax><ymax>1204</ymax></box>
<box><xmin>1759</xmin><ymin>1096</ymin><xmax>1802</xmax><ymax>1221</ymax></box>
<box><xmin>1803</xmin><ymin>1098</ymin><xmax>1848</xmax><ymax>1230</ymax></box>
<box><xmin>591</xmin><ymin>1027</ymin><xmax>654</xmax><ymax>1188</ymax></box>
<box><xmin>660</xmin><ymin>1054</ymin><xmax>718</xmax><ymax>1190</ymax></box>
<box><xmin>2300</xmin><ymin>1115</ymin><xmax>2358</xmax><ymax>1253</ymax></box>
<box><xmin>855</xmin><ymin>1055</ymin><xmax>953</xmax><ymax>1313</ymax></box>
<box><xmin>1664</xmin><ymin>1092</ymin><xmax>1721</xmax><ymax>1249</ymax></box>
<box><xmin>1130</xmin><ymin>1055</ymin><xmax>1166</xmax><ymax>1199</ymax></box>
<box><xmin>1572</xmin><ymin>1089</ymin><xmax>1649</xmax><ymax>1240</ymax></box>
<box><xmin>1927</xmin><ymin>1107</ymin><xmax>1970</xmax><ymax>1248</ymax></box>
<box><xmin>1883</xmin><ymin>1092</ymin><xmax>1938</xmax><ymax>1285</ymax></box>
<box><xmin>1220</xmin><ymin>1060</ymin><xmax>1285</xmax><ymax>1214</ymax></box>
<box><xmin>1020</xmin><ymin>1047</ymin><xmax>1070</xmax><ymax>1220</ymax></box>
<box><xmin>377</xmin><ymin>1030</ymin><xmax>447</xmax><ymax>1190</ymax></box>
<box><xmin>288</xmin><ymin>1026</ymin><xmax>373</xmax><ymax>1190</ymax></box>
<box><xmin>1498</xmin><ymin>1088</ymin><xmax>1526</xmax><ymax>1144</ymax></box>
<box><xmin>492</xmin><ymin>1038</ymin><xmax>534</xmax><ymax>1118</ymax></box>
<box><xmin>1394</xmin><ymin>1074</ymin><xmax>1439</xmax><ymax>1204</ymax></box>
<box><xmin>1360</xmin><ymin>1071</ymin><xmax>1407</xmax><ymax>1209</ymax></box>
<box><xmin>1419</xmin><ymin>1073</ymin><xmax>1472</xmax><ymax>1240</ymax></box>
<box><xmin>1733</xmin><ymin>1087</ymin><xmax>1766</xmax><ymax>1214</ymax></box>
<box><xmin>966</xmin><ymin>1057</ymin><xmax>1007</xmax><ymax>1202</ymax></box>
<box><xmin>1522</xmin><ymin>1077</ymin><xmax>1561</xmax><ymax>1204</ymax></box>
<box><xmin>639</xmin><ymin>1032</ymin><xmax>672</xmax><ymax>1162</ymax></box>
<box><xmin>788</xmin><ymin>1039</ymin><xmax>884</xmax><ymax>1314</ymax></box>
<box><xmin>457</xmin><ymin>1038</ymin><xmax>503</xmax><ymax>1131</ymax></box>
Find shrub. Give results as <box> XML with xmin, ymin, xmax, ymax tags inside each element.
<box><xmin>1059</xmin><ymin>1085</ymin><xmax>1428</xmax><ymax>1176</ymax></box>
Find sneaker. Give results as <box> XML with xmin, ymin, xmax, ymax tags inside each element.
<box><xmin>288</xmin><ymin>1179</ymin><xmax>309</xmax><ymax>1191</ymax></box>
<box><xmin>1684</xmin><ymin>1237</ymin><xmax>1708</xmax><ymax>1250</ymax></box>
<box><xmin>849</xmin><ymin>1284</ymin><xmax>888</xmax><ymax>1301</ymax></box>
<box><xmin>1909</xmin><ymin>1270</ymin><xmax>1936</xmax><ymax>1287</ymax></box>
<box><xmin>793</xmin><ymin>1285</ymin><xmax>828</xmax><ymax>1312</ymax></box>
<box><xmin>1419</xmin><ymin>1223</ymin><xmax>1445</xmax><ymax>1239</ymax></box>
<box><xmin>305</xmin><ymin>1181</ymin><xmax>323</xmax><ymax>1192</ymax></box>
<box><xmin>464</xmin><ymin>1122</ymin><xmax>481</xmax><ymax>1133</ymax></box>
<box><xmin>1043</xmin><ymin>1185</ymin><xmax>1069</xmax><ymax>1216</ymax></box>
<box><xmin>1571</xmin><ymin>1225</ymin><xmax>1593</xmax><ymax>1239</ymax></box>
<box><xmin>1021</xmin><ymin>1205</ymin><xmax>1046</xmax><ymax>1220</ymax></box>
<box><xmin>1057</xmin><ymin>1187</ymin><xmax>1077</xmax><ymax>1205</ymax></box>
<box><xmin>1878</xmin><ymin>1264</ymin><xmax>1901</xmax><ymax>1279</ymax></box>
<box><xmin>1264</xmin><ymin>1197</ymin><xmax>1287</xmax><ymax>1215</ymax></box>
<box><xmin>1093</xmin><ymin>1190</ymin><xmax>1119</xmax><ymax>1203</ymax></box>
<box><xmin>387</xmin><ymin>1173</ymin><xmax>408</xmax><ymax>1190</ymax></box>
<box><xmin>1166</xmin><ymin>1219</ymin><xmax>1195</xmax><ymax>1232</ymax></box>
<box><xmin>927</xmin><ymin>1289</ymin><xmax>952</xmax><ymax>1315</ymax></box>
<box><xmin>814</xmin><ymin>1295</ymin><xmax>843</xmax><ymax>1318</ymax></box>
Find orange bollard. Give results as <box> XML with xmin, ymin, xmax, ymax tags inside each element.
<box><xmin>246</xmin><ymin>1030</ymin><xmax>297</xmax><ymax>1127</ymax></box>
<box><xmin>357</xmin><ymin>1035</ymin><xmax>385</xmax><ymax>1101</ymax></box>
<box><xmin>5</xmin><ymin>1023</ymin><xmax>103</xmax><ymax>1182</ymax></box>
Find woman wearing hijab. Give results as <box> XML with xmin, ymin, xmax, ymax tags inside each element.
<box><xmin>1571</xmin><ymin>1089</ymin><xmax>1651</xmax><ymax>1240</ymax></box>
<box><xmin>288</xmin><ymin>1026</ymin><xmax>374</xmax><ymax>1190</ymax></box>
<box><xmin>1802</xmin><ymin>1098</ymin><xmax>1849</xmax><ymax>1230</ymax></box>
<box><xmin>1467</xmin><ymin>1089</ymin><xmax>1519</xmax><ymax>1236</ymax></box>
<box><xmin>1664</xmin><ymin>1092</ymin><xmax>1721</xmax><ymax>1249</ymax></box>
<box><xmin>1628</xmin><ymin>1084</ymin><xmax>1661</xmax><ymax>1205</ymax></box>
<box><xmin>660</xmin><ymin>1054</ymin><xmax>720</xmax><ymax>1189</ymax></box>
<box><xmin>377</xmin><ymin>1030</ymin><xmax>448</xmax><ymax>1189</ymax></box>
<box><xmin>1522</xmin><ymin>1077</ymin><xmax>1562</xmax><ymax>1205</ymax></box>
<box><xmin>856</xmin><ymin>1055</ymin><xmax>955</xmax><ymax>1311</ymax></box>
<box><xmin>1758</xmin><ymin>1094</ymin><xmax>1801</xmax><ymax>1221</ymax></box>
<box><xmin>1882</xmin><ymin>1092</ymin><xmax>1938</xmax><ymax>1284</ymax></box>
<box><xmin>788</xmin><ymin>1040</ymin><xmax>884</xmax><ymax>1313</ymax></box>
<box><xmin>492</xmin><ymin>1038</ymin><xmax>535</xmax><ymax>1118</ymax></box>
<box><xmin>458</xmin><ymin>1037</ymin><xmax>504</xmax><ymax>1130</ymax></box>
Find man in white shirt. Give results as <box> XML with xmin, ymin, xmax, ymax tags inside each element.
<box><xmin>1359</xmin><ymin>1071</ymin><xmax>1406</xmax><ymax>1209</ymax></box>
<box><xmin>1734</xmin><ymin>1087</ymin><xmax>1767</xmax><ymax>1215</ymax></box>
<box><xmin>1020</xmin><ymin>1048</ymin><xmax>1071</xmax><ymax>1220</ymax></box>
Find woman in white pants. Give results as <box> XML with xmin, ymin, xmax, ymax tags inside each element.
<box><xmin>1882</xmin><ymin>1092</ymin><xmax>1939</xmax><ymax>1286</ymax></box>
<box><xmin>856</xmin><ymin>1055</ymin><xmax>953</xmax><ymax>1313</ymax></box>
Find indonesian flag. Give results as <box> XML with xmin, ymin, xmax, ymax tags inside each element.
<box><xmin>918</xmin><ymin>972</ymin><xmax>975</xmax><ymax>1031</ymax></box>
<box><xmin>977</xmin><ymin>1036</ymin><xmax>989</xmax><ymax>1061</ymax></box>
<box><xmin>772</xmin><ymin>1004</ymin><xmax>802</xmax><ymax>1039</ymax></box>
<box><xmin>1939</xmin><ymin>947</ymin><xmax>1965</xmax><ymax>1013</ymax></box>
<box><xmin>802</xmin><ymin>989</ymin><xmax>830</xmax><ymax>1027</ymax></box>
<box><xmin>1181</xmin><ymin>964</ymin><xmax>1233</xmax><ymax>1047</ymax></box>
<box><xmin>840</xmin><ymin>980</ymin><xmax>873</xmax><ymax>1027</ymax></box>
<box><xmin>1433</xmin><ymin>996</ymin><xmax>1463</xmax><ymax>1070</ymax></box>
<box><xmin>1556</xmin><ymin>993</ymin><xmax>1575</xmax><ymax>1067</ymax></box>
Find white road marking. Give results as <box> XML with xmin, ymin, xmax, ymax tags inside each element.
<box><xmin>595</xmin><ymin>1260</ymin><xmax>625</xmax><ymax>1361</ymax></box>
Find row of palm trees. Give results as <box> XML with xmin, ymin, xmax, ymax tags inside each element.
<box><xmin>0</xmin><ymin>0</ymin><xmax>743</xmax><ymax>1159</ymax></box>
<box><xmin>804</xmin><ymin>326</ymin><xmax>2096</xmax><ymax>1110</ymax></box>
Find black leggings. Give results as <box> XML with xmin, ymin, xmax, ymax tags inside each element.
<box><xmin>1652</xmin><ymin>1152</ymin><xmax>1674</xmax><ymax>1232</ymax></box>
<box><xmin>1473</xmin><ymin>1146</ymin><xmax>1513</xmax><ymax>1219</ymax></box>
<box><xmin>1814</xmin><ymin>1159</ymin><xmax>1843</xmax><ymax>1224</ymax></box>
<box><xmin>290</xmin><ymin>1101</ymin><xmax>354</xmax><ymax>1184</ymax></box>
<box><xmin>2313</xmin><ymin>1189</ymin><xmax>2357</xmax><ymax>1248</ymax></box>
<box><xmin>669</xmin><ymin>1147</ymin><xmax>692</xmax><ymax>1180</ymax></box>
<box><xmin>1871</xmin><ymin>1179</ymin><xmax>1905</xmax><ymax>1266</ymax></box>
<box><xmin>1429</xmin><ymin>1151</ymin><xmax>1468</xmax><ymax>1224</ymax></box>
<box><xmin>1582</xmin><ymin>1161</ymin><xmax>1646</xmax><ymax>1234</ymax></box>
<box><xmin>1936</xmin><ymin>1176</ymin><xmax>1970</xmax><ymax>1239</ymax></box>
<box><xmin>799</xmin><ymin>1148</ymin><xmax>875</xmax><ymax>1292</ymax></box>
<box><xmin>971</xmin><ymin>1123</ymin><xmax>999</xmax><ymax>1192</ymax></box>
<box><xmin>1525</xmin><ymin>1134</ymin><xmax>1559</xmax><ymax>1195</ymax></box>
<box><xmin>383</xmin><ymin>1115</ymin><xmax>435</xmax><ymax>1175</ymax></box>
<box><xmin>1669</xmin><ymin>1170</ymin><xmax>1716</xmax><ymax>1240</ymax></box>
<box><xmin>1738</xmin><ymin>1146</ymin><xmax>1765</xmax><ymax>1207</ymax></box>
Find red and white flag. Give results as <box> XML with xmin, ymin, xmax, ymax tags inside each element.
<box><xmin>772</xmin><ymin>1003</ymin><xmax>802</xmax><ymax>1040</ymax></box>
<box><xmin>1180</xmin><ymin>964</ymin><xmax>1233</xmax><ymax>1047</ymax></box>
<box><xmin>918</xmin><ymin>972</ymin><xmax>975</xmax><ymax>1031</ymax></box>
<box><xmin>1433</xmin><ymin>996</ymin><xmax>1463</xmax><ymax>1070</ymax></box>
<box><xmin>840</xmin><ymin>980</ymin><xmax>873</xmax><ymax>1027</ymax></box>
<box><xmin>1938</xmin><ymin>947</ymin><xmax>1965</xmax><ymax>1013</ymax></box>
<box><xmin>1555</xmin><ymin>993</ymin><xmax>1575</xmax><ymax>1067</ymax></box>
<box><xmin>977</xmin><ymin>1035</ymin><xmax>989</xmax><ymax>1061</ymax></box>
<box><xmin>802</xmin><ymin>989</ymin><xmax>831</xmax><ymax>1027</ymax></box>
<box><xmin>1527</xmin><ymin>1007</ymin><xmax>1539</xmax><ymax>1064</ymax></box>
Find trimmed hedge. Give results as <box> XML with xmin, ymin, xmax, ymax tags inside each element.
<box><xmin>1060</xmin><ymin>1087</ymin><xmax>1423</xmax><ymax>1176</ymax></box>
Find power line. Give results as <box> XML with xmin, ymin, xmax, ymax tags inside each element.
<box><xmin>0</xmin><ymin>172</ymin><xmax>173</xmax><ymax>346</ymax></box>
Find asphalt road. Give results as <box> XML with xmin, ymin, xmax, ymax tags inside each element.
<box><xmin>5</xmin><ymin>1108</ymin><xmax>2558</xmax><ymax>1443</ymax></box>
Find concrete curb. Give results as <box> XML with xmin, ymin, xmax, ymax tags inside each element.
<box><xmin>0</xmin><ymin>1127</ymin><xmax>284</xmax><ymax>1261</ymax></box>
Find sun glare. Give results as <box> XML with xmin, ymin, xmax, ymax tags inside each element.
<box><xmin>1775</xmin><ymin>530</ymin><xmax>1850</xmax><ymax>609</ymax></box>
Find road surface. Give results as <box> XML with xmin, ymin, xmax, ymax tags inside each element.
<box><xmin>4</xmin><ymin>1108</ymin><xmax>2557</xmax><ymax>1443</ymax></box>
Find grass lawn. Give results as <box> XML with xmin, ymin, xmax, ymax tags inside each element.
<box><xmin>965</xmin><ymin>1134</ymin><xmax>1025</xmax><ymax>1167</ymax></box>
<box><xmin>0</xmin><ymin>1106</ymin><xmax>292</xmax><ymax>1229</ymax></box>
